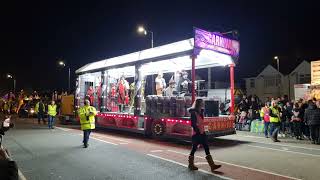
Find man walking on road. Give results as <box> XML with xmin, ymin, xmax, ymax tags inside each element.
<box><xmin>269</xmin><ymin>100</ymin><xmax>281</xmax><ymax>142</ymax></box>
<box><xmin>48</xmin><ymin>101</ymin><xmax>57</xmax><ymax>129</ymax></box>
<box><xmin>78</xmin><ymin>99</ymin><xmax>97</xmax><ymax>148</ymax></box>
<box><xmin>35</xmin><ymin>99</ymin><xmax>46</xmax><ymax>124</ymax></box>
<box><xmin>304</xmin><ymin>100</ymin><xmax>320</xmax><ymax>144</ymax></box>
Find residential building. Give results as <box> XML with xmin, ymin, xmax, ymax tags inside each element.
<box><xmin>244</xmin><ymin>61</ymin><xmax>311</xmax><ymax>101</ymax></box>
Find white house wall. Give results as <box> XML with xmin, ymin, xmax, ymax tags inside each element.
<box><xmin>288</xmin><ymin>61</ymin><xmax>311</xmax><ymax>99</ymax></box>
<box><xmin>245</xmin><ymin>61</ymin><xmax>311</xmax><ymax>101</ymax></box>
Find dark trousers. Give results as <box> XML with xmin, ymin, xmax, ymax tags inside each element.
<box><xmin>83</xmin><ymin>129</ymin><xmax>92</xmax><ymax>145</ymax></box>
<box><xmin>264</xmin><ymin>122</ymin><xmax>270</xmax><ymax>137</ymax></box>
<box><xmin>302</xmin><ymin>123</ymin><xmax>310</xmax><ymax>138</ymax></box>
<box><xmin>37</xmin><ymin>113</ymin><xmax>45</xmax><ymax>123</ymax></box>
<box><xmin>280</xmin><ymin>121</ymin><xmax>286</xmax><ymax>134</ymax></box>
<box><xmin>270</xmin><ymin>122</ymin><xmax>280</xmax><ymax>140</ymax></box>
<box><xmin>190</xmin><ymin>134</ymin><xmax>210</xmax><ymax>156</ymax></box>
<box><xmin>309</xmin><ymin>125</ymin><xmax>320</xmax><ymax>143</ymax></box>
<box><xmin>289</xmin><ymin>122</ymin><xmax>294</xmax><ymax>135</ymax></box>
<box><xmin>293</xmin><ymin>121</ymin><xmax>302</xmax><ymax>138</ymax></box>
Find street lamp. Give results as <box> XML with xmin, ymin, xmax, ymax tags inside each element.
<box><xmin>58</xmin><ymin>60</ymin><xmax>71</xmax><ymax>93</ymax></box>
<box><xmin>274</xmin><ymin>56</ymin><xmax>280</xmax><ymax>72</ymax></box>
<box><xmin>137</xmin><ymin>25</ymin><xmax>155</xmax><ymax>93</ymax></box>
<box><xmin>273</xmin><ymin>56</ymin><xmax>281</xmax><ymax>96</ymax></box>
<box><xmin>137</xmin><ymin>25</ymin><xmax>154</xmax><ymax>48</ymax></box>
<box><xmin>6</xmin><ymin>74</ymin><xmax>16</xmax><ymax>93</ymax></box>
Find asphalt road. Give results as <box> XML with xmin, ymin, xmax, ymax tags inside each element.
<box><xmin>3</xmin><ymin>117</ymin><xmax>320</xmax><ymax>180</ymax></box>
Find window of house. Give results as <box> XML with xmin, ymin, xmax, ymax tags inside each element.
<box><xmin>250</xmin><ymin>79</ymin><xmax>255</xmax><ymax>88</ymax></box>
<box><xmin>264</xmin><ymin>77</ymin><xmax>280</xmax><ymax>87</ymax></box>
<box><xmin>299</xmin><ymin>74</ymin><xmax>311</xmax><ymax>84</ymax></box>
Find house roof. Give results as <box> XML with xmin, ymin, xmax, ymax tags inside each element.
<box><xmin>256</xmin><ymin>65</ymin><xmax>283</xmax><ymax>77</ymax></box>
<box><xmin>244</xmin><ymin>60</ymin><xmax>311</xmax><ymax>79</ymax></box>
<box><xmin>289</xmin><ymin>60</ymin><xmax>310</xmax><ymax>75</ymax></box>
<box><xmin>243</xmin><ymin>64</ymin><xmax>282</xmax><ymax>79</ymax></box>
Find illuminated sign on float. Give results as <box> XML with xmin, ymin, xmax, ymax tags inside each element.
<box><xmin>194</xmin><ymin>28</ymin><xmax>240</xmax><ymax>58</ymax></box>
<box><xmin>311</xmin><ymin>60</ymin><xmax>320</xmax><ymax>85</ymax></box>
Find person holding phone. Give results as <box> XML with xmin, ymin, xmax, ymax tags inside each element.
<box><xmin>78</xmin><ymin>99</ymin><xmax>97</xmax><ymax>148</ymax></box>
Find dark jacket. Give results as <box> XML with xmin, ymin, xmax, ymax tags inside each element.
<box><xmin>189</xmin><ymin>108</ymin><xmax>203</xmax><ymax>135</ymax></box>
<box><xmin>285</xmin><ymin>105</ymin><xmax>293</xmax><ymax>119</ymax></box>
<box><xmin>304</xmin><ymin>104</ymin><xmax>320</xmax><ymax>126</ymax></box>
<box><xmin>238</xmin><ymin>101</ymin><xmax>249</xmax><ymax>112</ymax></box>
<box><xmin>293</xmin><ymin>108</ymin><xmax>304</xmax><ymax>119</ymax></box>
<box><xmin>250</xmin><ymin>101</ymin><xmax>259</xmax><ymax>111</ymax></box>
<box><xmin>0</xmin><ymin>160</ymin><xmax>18</xmax><ymax>180</ymax></box>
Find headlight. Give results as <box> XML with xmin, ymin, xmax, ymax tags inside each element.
<box><xmin>30</xmin><ymin>109</ymin><xmax>35</xmax><ymax>114</ymax></box>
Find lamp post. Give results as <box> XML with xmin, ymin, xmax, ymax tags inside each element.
<box><xmin>274</xmin><ymin>56</ymin><xmax>281</xmax><ymax>96</ymax></box>
<box><xmin>137</xmin><ymin>25</ymin><xmax>155</xmax><ymax>93</ymax></box>
<box><xmin>6</xmin><ymin>74</ymin><xmax>16</xmax><ymax>93</ymax></box>
<box><xmin>58</xmin><ymin>61</ymin><xmax>71</xmax><ymax>93</ymax></box>
<box><xmin>137</xmin><ymin>25</ymin><xmax>154</xmax><ymax>48</ymax></box>
<box><xmin>274</xmin><ymin>56</ymin><xmax>280</xmax><ymax>72</ymax></box>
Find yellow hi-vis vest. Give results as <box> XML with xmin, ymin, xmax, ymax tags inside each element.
<box><xmin>78</xmin><ymin>105</ymin><xmax>97</xmax><ymax>130</ymax></box>
<box><xmin>269</xmin><ymin>106</ymin><xmax>280</xmax><ymax>123</ymax></box>
<box><xmin>48</xmin><ymin>104</ymin><xmax>57</xmax><ymax>116</ymax></box>
<box><xmin>35</xmin><ymin>102</ymin><xmax>45</xmax><ymax>114</ymax></box>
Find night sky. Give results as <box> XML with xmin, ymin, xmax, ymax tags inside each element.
<box><xmin>1</xmin><ymin>0</ymin><xmax>320</xmax><ymax>92</ymax></box>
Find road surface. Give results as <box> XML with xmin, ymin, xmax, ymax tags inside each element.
<box><xmin>3</xmin><ymin>118</ymin><xmax>320</xmax><ymax>180</ymax></box>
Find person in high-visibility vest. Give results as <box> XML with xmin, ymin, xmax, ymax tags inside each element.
<box><xmin>269</xmin><ymin>100</ymin><xmax>281</xmax><ymax>142</ymax></box>
<box><xmin>78</xmin><ymin>99</ymin><xmax>97</xmax><ymax>148</ymax></box>
<box><xmin>48</xmin><ymin>101</ymin><xmax>57</xmax><ymax>129</ymax></box>
<box><xmin>35</xmin><ymin>99</ymin><xmax>46</xmax><ymax>124</ymax></box>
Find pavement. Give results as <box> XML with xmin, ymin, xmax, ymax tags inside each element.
<box><xmin>2</xmin><ymin>117</ymin><xmax>320</xmax><ymax>180</ymax></box>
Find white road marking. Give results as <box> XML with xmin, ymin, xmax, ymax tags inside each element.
<box><xmin>147</xmin><ymin>154</ymin><xmax>232</xmax><ymax>180</ymax></box>
<box><xmin>55</xmin><ymin>127</ymin><xmax>71</xmax><ymax>132</ymax></box>
<box><xmin>93</xmin><ymin>134</ymin><xmax>131</xmax><ymax>143</ymax></box>
<box><xmin>56</xmin><ymin>127</ymin><xmax>131</xmax><ymax>143</ymax></box>
<box><xmin>237</xmin><ymin>135</ymin><xmax>266</xmax><ymax>139</ymax></box>
<box><xmin>281</xmin><ymin>147</ymin><xmax>289</xmax><ymax>151</ymax></box>
<box><xmin>167</xmin><ymin>150</ymin><xmax>302</xmax><ymax>180</ymax></box>
<box><xmin>119</xmin><ymin>142</ymin><xmax>129</xmax><ymax>145</ymax></box>
<box><xmin>232</xmin><ymin>135</ymin><xmax>320</xmax><ymax>151</ymax></box>
<box><xmin>247</xmin><ymin>145</ymin><xmax>320</xmax><ymax>158</ymax></box>
<box><xmin>18</xmin><ymin>169</ymin><xmax>27</xmax><ymax>180</ymax></box>
<box><xmin>194</xmin><ymin>162</ymin><xmax>208</xmax><ymax>165</ymax></box>
<box><xmin>150</xmin><ymin>150</ymin><xmax>163</xmax><ymax>153</ymax></box>
<box><xmin>90</xmin><ymin>137</ymin><xmax>118</xmax><ymax>146</ymax></box>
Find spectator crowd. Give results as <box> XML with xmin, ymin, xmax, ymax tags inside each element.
<box><xmin>236</xmin><ymin>95</ymin><xmax>320</xmax><ymax>145</ymax></box>
<box><xmin>0</xmin><ymin>89</ymin><xmax>68</xmax><ymax>116</ymax></box>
